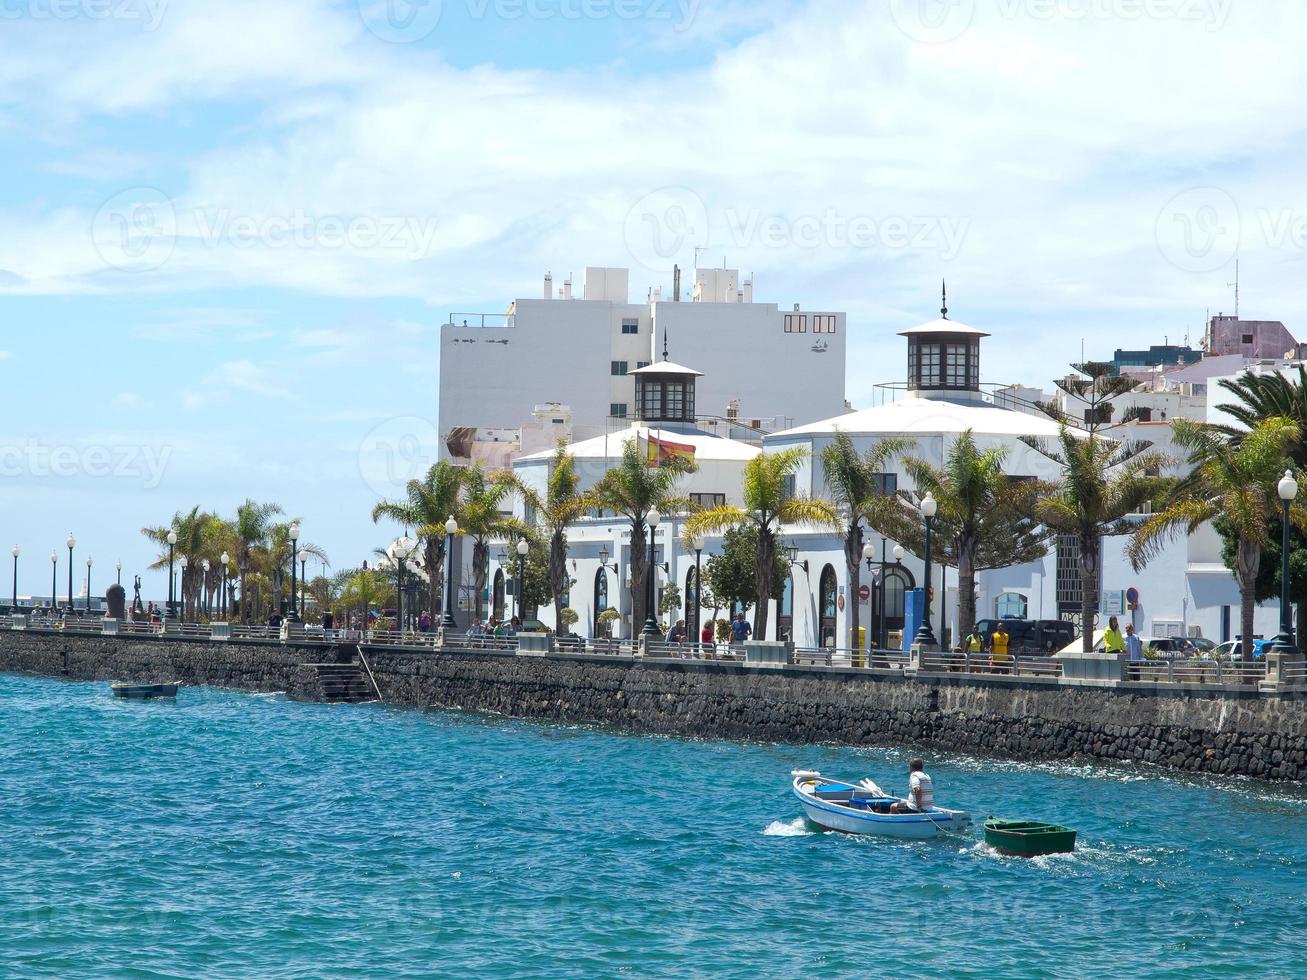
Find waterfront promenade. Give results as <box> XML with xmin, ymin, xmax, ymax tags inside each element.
<box><xmin>5</xmin><ymin>617</ymin><xmax>1307</xmax><ymax>782</ymax></box>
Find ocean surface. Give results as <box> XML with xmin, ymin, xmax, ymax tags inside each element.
<box><xmin>2</xmin><ymin>673</ymin><xmax>1306</xmax><ymax>979</ymax></box>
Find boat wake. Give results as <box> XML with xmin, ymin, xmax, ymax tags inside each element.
<box><xmin>763</xmin><ymin>818</ymin><xmax>815</xmax><ymax>837</ymax></box>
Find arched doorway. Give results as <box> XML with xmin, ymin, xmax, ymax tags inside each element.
<box><xmin>778</xmin><ymin>574</ymin><xmax>794</xmax><ymax>642</ymax></box>
<box><xmin>593</xmin><ymin>568</ymin><xmax>609</xmax><ymax>636</ymax></box>
<box><xmin>493</xmin><ymin>569</ymin><xmax>506</xmax><ymax>621</ymax></box>
<box><xmin>819</xmin><ymin>564</ymin><xmax>838</xmax><ymax>648</ymax></box>
<box><xmin>876</xmin><ymin>567</ymin><xmax>914</xmax><ymax>647</ymax></box>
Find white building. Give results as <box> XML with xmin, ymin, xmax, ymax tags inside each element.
<box><xmin>438</xmin><ymin>264</ymin><xmax>847</xmax><ymax>466</ymax></box>
<box><xmin>475</xmin><ymin>299</ymin><xmax>1283</xmax><ymax>652</ymax></box>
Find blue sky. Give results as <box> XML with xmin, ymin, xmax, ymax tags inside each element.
<box><xmin>2</xmin><ymin>0</ymin><xmax>1306</xmax><ymax>599</ymax></box>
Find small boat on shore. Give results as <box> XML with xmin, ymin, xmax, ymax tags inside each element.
<box><xmin>984</xmin><ymin>818</ymin><xmax>1076</xmax><ymax>857</ymax></box>
<box><xmin>791</xmin><ymin>770</ymin><xmax>972</xmax><ymax>839</ymax></box>
<box><xmin>111</xmin><ymin>681</ymin><xmax>181</xmax><ymax>700</ymax></box>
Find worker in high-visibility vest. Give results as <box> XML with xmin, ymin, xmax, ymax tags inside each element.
<box><xmin>989</xmin><ymin>622</ymin><xmax>1011</xmax><ymax>673</ymax></box>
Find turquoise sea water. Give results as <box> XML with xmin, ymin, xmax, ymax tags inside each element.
<box><xmin>3</xmin><ymin>673</ymin><xmax>1307</xmax><ymax>979</ymax></box>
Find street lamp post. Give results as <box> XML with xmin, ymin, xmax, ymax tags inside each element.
<box><xmin>85</xmin><ymin>557</ymin><xmax>93</xmax><ymax>614</ymax></box>
<box><xmin>167</xmin><ymin>530</ymin><xmax>177</xmax><ymax>620</ymax></box>
<box><xmin>50</xmin><ymin>552</ymin><xmax>56</xmax><ymax>618</ymax></box>
<box><xmin>11</xmin><ymin>546</ymin><xmax>19</xmax><ymax>613</ymax></box>
<box><xmin>66</xmin><ymin>533</ymin><xmax>75</xmax><ymax>617</ymax></box>
<box><xmin>863</xmin><ymin>541</ymin><xmax>877</xmax><ymax>651</ymax></box>
<box><xmin>515</xmin><ymin>539</ymin><xmax>529</xmax><ymax>622</ymax></box>
<box><xmin>116</xmin><ymin>560</ymin><xmax>122</xmax><ymax>586</ymax></box>
<box><xmin>441</xmin><ymin>516</ymin><xmax>459</xmax><ymax>630</ymax></box>
<box><xmin>641</xmin><ymin>508</ymin><xmax>662</xmax><ymax>638</ymax></box>
<box><xmin>912</xmin><ymin>493</ymin><xmax>940</xmax><ymax>649</ymax></box>
<box><xmin>179</xmin><ymin>555</ymin><xmax>189</xmax><ymax>623</ymax></box>
<box><xmin>220</xmin><ymin>552</ymin><xmax>230</xmax><ymax>619</ymax></box>
<box><xmin>692</xmin><ymin>535</ymin><xmax>704</xmax><ymax>648</ymax></box>
<box><xmin>202</xmin><ymin>559</ymin><xmax>211</xmax><ymax>618</ymax></box>
<box><xmin>298</xmin><ymin>549</ymin><xmax>309</xmax><ymax>625</ymax></box>
<box><xmin>288</xmin><ymin>523</ymin><xmax>301</xmax><ymax>623</ymax></box>
<box><xmin>891</xmin><ymin>543</ymin><xmax>905</xmax><ymax>651</ymax></box>
<box><xmin>1272</xmin><ymin>469</ymin><xmax>1299</xmax><ymax>657</ymax></box>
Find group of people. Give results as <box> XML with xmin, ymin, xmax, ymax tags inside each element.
<box><xmin>1102</xmin><ymin>616</ymin><xmax>1145</xmax><ymax>661</ymax></box>
<box><xmin>467</xmin><ymin>616</ymin><xmax>521</xmax><ymax>640</ymax></box>
<box><xmin>960</xmin><ymin>621</ymin><xmax>1014</xmax><ymax>671</ymax></box>
<box><xmin>664</xmin><ymin>612</ymin><xmax>753</xmax><ymax>647</ymax></box>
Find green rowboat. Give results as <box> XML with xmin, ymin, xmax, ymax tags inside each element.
<box><xmin>984</xmin><ymin>819</ymin><xmax>1076</xmax><ymax>857</ymax></box>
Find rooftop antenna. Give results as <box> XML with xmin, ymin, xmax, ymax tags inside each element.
<box><xmin>940</xmin><ymin>279</ymin><xmax>948</xmax><ymax>319</ymax></box>
<box><xmin>662</xmin><ymin>327</ymin><xmax>669</xmax><ymax>361</ymax></box>
<box><xmin>1228</xmin><ymin>256</ymin><xmax>1240</xmax><ymax>318</ymax></box>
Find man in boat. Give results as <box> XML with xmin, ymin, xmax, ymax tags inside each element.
<box><xmin>890</xmin><ymin>759</ymin><xmax>934</xmax><ymax>814</ymax></box>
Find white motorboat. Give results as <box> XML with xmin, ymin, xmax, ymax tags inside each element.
<box><xmin>791</xmin><ymin>770</ymin><xmax>972</xmax><ymax>839</ymax></box>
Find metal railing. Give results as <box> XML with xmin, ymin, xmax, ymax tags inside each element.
<box><xmin>1282</xmin><ymin>660</ymin><xmax>1307</xmax><ymax>682</ymax></box>
<box><xmin>918</xmin><ymin>651</ymin><xmax>1062</xmax><ymax>677</ymax></box>
<box><xmin>445</xmin><ymin>312</ymin><xmax>513</xmax><ymax>329</ymax></box>
<box><xmin>791</xmin><ymin>647</ymin><xmax>910</xmax><ymax>670</ymax></box>
<box><xmin>1126</xmin><ymin>658</ymin><xmax>1267</xmax><ymax>685</ymax></box>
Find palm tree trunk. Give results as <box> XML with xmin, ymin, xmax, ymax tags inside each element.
<box><xmin>551</xmin><ymin>531</ymin><xmax>567</xmax><ymax>633</ymax></box>
<box><xmin>630</xmin><ymin>520</ymin><xmax>648</xmax><ymax>634</ymax></box>
<box><xmin>426</xmin><ymin>538</ymin><xmax>442</xmax><ymax>621</ymax></box>
<box><xmin>1237</xmin><ymin>536</ymin><xmax>1260</xmax><ymax>661</ymax></box>
<box><xmin>844</xmin><ymin>524</ymin><xmax>862</xmax><ymax>653</ymax></box>
<box><xmin>958</xmin><ymin>534</ymin><xmax>977</xmax><ymax>641</ymax></box>
<box><xmin>472</xmin><ymin>540</ymin><xmax>488</xmax><ymax>623</ymax></box>
<box><xmin>1079</xmin><ymin>531</ymin><xmax>1099</xmax><ymax>653</ymax></box>
<box><xmin>755</xmin><ymin>525</ymin><xmax>774</xmax><ymax>640</ymax></box>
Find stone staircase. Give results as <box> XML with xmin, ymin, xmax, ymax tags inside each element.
<box><xmin>306</xmin><ymin>661</ymin><xmax>375</xmax><ymax>703</ymax></box>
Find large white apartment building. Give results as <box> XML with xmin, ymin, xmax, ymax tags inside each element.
<box><xmin>437</xmin><ymin>265</ymin><xmax>848</xmax><ymax>464</ymax></box>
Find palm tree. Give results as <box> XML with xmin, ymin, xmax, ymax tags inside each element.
<box><xmin>340</xmin><ymin>567</ymin><xmax>395</xmax><ymax>631</ymax></box>
<box><xmin>686</xmin><ymin>447</ymin><xmax>838</xmax><ymax>640</ymax></box>
<box><xmin>233</xmin><ymin>500</ymin><xmax>283</xmax><ymax>621</ymax></box>
<box><xmin>897</xmin><ymin>430</ymin><xmax>1049</xmax><ymax>637</ymax></box>
<box><xmin>1213</xmin><ymin>366</ymin><xmax>1307</xmax><ymax>455</ymax></box>
<box><xmin>371</xmin><ymin>461</ymin><xmax>464</xmax><ymax>622</ymax></box>
<box><xmin>1023</xmin><ymin>426</ymin><xmax>1168</xmax><ymax>652</ymax></box>
<box><xmin>591</xmin><ymin>439</ymin><xmax>694</xmax><ymax>634</ymax></box>
<box><xmin>142</xmin><ymin>506</ymin><xmax>220</xmax><ymax>619</ymax></box>
<box><xmin>1128</xmin><ymin>417</ymin><xmax>1302</xmax><ymax>658</ymax></box>
<box><xmin>511</xmin><ymin>445</ymin><xmax>594</xmax><ymax>634</ymax></box>
<box><xmin>820</xmin><ymin>429</ymin><xmax>912</xmax><ymax>651</ymax></box>
<box><xmin>458</xmin><ymin>464</ymin><xmax>523</xmax><ymax>624</ymax></box>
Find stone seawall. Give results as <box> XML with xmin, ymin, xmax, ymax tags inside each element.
<box><xmin>5</xmin><ymin>630</ymin><xmax>1307</xmax><ymax>781</ymax></box>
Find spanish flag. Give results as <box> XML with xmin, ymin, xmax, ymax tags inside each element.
<box><xmin>646</xmin><ymin>434</ymin><xmax>696</xmax><ymax>467</ymax></box>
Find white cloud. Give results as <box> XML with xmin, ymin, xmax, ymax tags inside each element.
<box><xmin>1</xmin><ymin>0</ymin><xmax>1306</xmax><ymax>390</ymax></box>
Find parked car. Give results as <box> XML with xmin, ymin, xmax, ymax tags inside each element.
<box><xmin>975</xmin><ymin>618</ymin><xmax>1076</xmax><ymax>654</ymax></box>
<box><xmin>1212</xmin><ymin>638</ymin><xmax>1269</xmax><ymax>660</ymax></box>
<box><xmin>1187</xmin><ymin>636</ymin><xmax>1217</xmax><ymax>654</ymax></box>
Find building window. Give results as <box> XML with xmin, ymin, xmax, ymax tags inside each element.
<box><xmin>636</xmin><ymin>360</ymin><xmax>651</xmax><ymax>370</ymax></box>
<box><xmin>690</xmin><ymin>493</ymin><xmax>726</xmax><ymax>510</ymax></box>
<box><xmin>944</xmin><ymin>343</ymin><xmax>972</xmax><ymax>387</ymax></box>
<box><xmin>610</xmin><ymin>403</ymin><xmax>628</xmax><ymax>418</ymax></box>
<box><xmin>1241</xmin><ymin>333</ymin><xmax>1254</xmax><ymax>344</ymax></box>
<box><xmin>611</xmin><ymin>361</ymin><xmax>628</xmax><ymax>376</ymax></box>
<box><xmin>622</xmin><ymin>319</ymin><xmax>639</xmax><ymax>334</ymax></box>
<box><xmin>784</xmin><ymin>314</ymin><xmax>807</xmax><ymax>333</ymax></box>
<box><xmin>1056</xmin><ymin>534</ymin><xmax>1101</xmax><ymax>617</ymax></box>
<box><xmin>812</xmin><ymin>314</ymin><xmax>837</xmax><ymax>334</ymax></box>
<box><xmin>995</xmin><ymin>592</ymin><xmax>1028</xmax><ymax>619</ymax></box>
<box><xmin>873</xmin><ymin>473</ymin><xmax>897</xmax><ymax>496</ymax></box>
<box><xmin>781</xmin><ymin>475</ymin><xmax>796</xmax><ymax>501</ymax></box>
